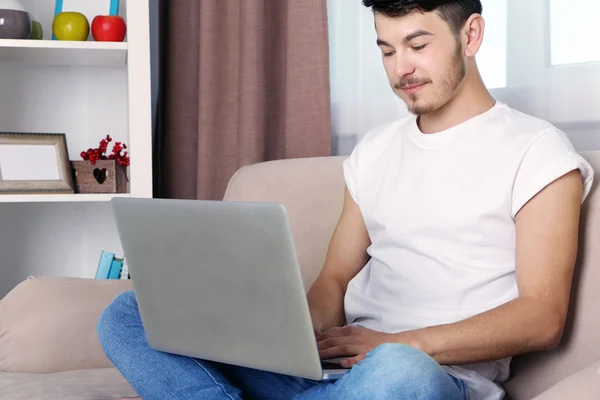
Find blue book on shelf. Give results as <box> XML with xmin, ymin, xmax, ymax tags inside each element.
<box><xmin>108</xmin><ymin>258</ymin><xmax>124</xmax><ymax>280</ymax></box>
<box><xmin>95</xmin><ymin>251</ymin><xmax>115</xmax><ymax>279</ymax></box>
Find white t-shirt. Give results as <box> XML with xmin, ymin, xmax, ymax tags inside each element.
<box><xmin>342</xmin><ymin>101</ymin><xmax>594</xmax><ymax>400</ymax></box>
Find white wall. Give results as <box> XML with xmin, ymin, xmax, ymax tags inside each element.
<box><xmin>0</xmin><ymin>65</ymin><xmax>129</xmax><ymax>157</ymax></box>
<box><xmin>0</xmin><ymin>203</ymin><xmax>122</xmax><ymax>296</ymax></box>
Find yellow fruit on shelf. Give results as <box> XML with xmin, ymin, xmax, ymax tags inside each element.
<box><xmin>52</xmin><ymin>11</ymin><xmax>89</xmax><ymax>41</ymax></box>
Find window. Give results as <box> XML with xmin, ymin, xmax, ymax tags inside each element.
<box><xmin>477</xmin><ymin>0</ymin><xmax>507</xmax><ymax>88</ymax></box>
<box><xmin>550</xmin><ymin>0</ymin><xmax>600</xmax><ymax>66</ymax></box>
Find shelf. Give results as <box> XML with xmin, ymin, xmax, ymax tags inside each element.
<box><xmin>0</xmin><ymin>39</ymin><xmax>128</xmax><ymax>67</ymax></box>
<box><xmin>0</xmin><ymin>193</ymin><xmax>131</xmax><ymax>203</ymax></box>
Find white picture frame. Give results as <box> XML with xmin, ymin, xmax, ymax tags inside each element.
<box><xmin>54</xmin><ymin>0</ymin><xmax>120</xmax><ymax>18</ymax></box>
<box><xmin>0</xmin><ymin>133</ymin><xmax>75</xmax><ymax>194</ymax></box>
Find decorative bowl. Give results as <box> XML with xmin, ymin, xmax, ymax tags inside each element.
<box><xmin>0</xmin><ymin>0</ymin><xmax>31</xmax><ymax>39</ymax></box>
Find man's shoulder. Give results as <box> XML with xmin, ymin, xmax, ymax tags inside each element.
<box><xmin>494</xmin><ymin>102</ymin><xmax>563</xmax><ymax>143</ymax></box>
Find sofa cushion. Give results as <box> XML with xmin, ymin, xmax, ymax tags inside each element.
<box><xmin>0</xmin><ymin>276</ymin><xmax>132</xmax><ymax>374</ymax></box>
<box><xmin>532</xmin><ymin>361</ymin><xmax>600</xmax><ymax>400</ymax></box>
<box><xmin>0</xmin><ymin>368</ymin><xmax>137</xmax><ymax>400</ymax></box>
<box><xmin>224</xmin><ymin>156</ymin><xmax>346</xmax><ymax>291</ymax></box>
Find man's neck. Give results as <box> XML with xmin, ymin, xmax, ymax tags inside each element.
<box><xmin>417</xmin><ymin>73</ymin><xmax>496</xmax><ymax>134</ymax></box>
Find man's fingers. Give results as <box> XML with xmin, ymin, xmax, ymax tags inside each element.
<box><xmin>341</xmin><ymin>354</ymin><xmax>365</xmax><ymax>368</ymax></box>
<box><xmin>318</xmin><ymin>344</ymin><xmax>363</xmax><ymax>360</ymax></box>
<box><xmin>317</xmin><ymin>336</ymin><xmax>353</xmax><ymax>351</ymax></box>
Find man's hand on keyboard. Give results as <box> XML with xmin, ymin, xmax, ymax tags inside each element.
<box><xmin>316</xmin><ymin>325</ymin><xmax>393</xmax><ymax>368</ymax></box>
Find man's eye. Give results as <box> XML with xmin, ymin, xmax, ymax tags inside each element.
<box><xmin>412</xmin><ymin>44</ymin><xmax>428</xmax><ymax>51</ymax></box>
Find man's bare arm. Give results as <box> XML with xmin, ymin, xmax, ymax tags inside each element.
<box><xmin>307</xmin><ymin>187</ymin><xmax>371</xmax><ymax>333</ymax></box>
<box><xmin>398</xmin><ymin>170</ymin><xmax>584</xmax><ymax>365</ymax></box>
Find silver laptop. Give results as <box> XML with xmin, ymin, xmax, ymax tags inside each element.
<box><xmin>111</xmin><ymin>197</ymin><xmax>349</xmax><ymax>381</ymax></box>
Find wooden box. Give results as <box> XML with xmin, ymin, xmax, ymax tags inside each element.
<box><xmin>71</xmin><ymin>160</ymin><xmax>128</xmax><ymax>194</ymax></box>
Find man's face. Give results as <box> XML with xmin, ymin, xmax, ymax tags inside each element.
<box><xmin>375</xmin><ymin>11</ymin><xmax>467</xmax><ymax>116</ymax></box>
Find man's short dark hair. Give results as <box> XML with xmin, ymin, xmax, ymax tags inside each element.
<box><xmin>362</xmin><ymin>0</ymin><xmax>483</xmax><ymax>37</ymax></box>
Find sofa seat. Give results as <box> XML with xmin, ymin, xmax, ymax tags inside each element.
<box><xmin>0</xmin><ymin>368</ymin><xmax>137</xmax><ymax>400</ymax></box>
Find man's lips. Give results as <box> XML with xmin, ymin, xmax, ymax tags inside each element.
<box><xmin>400</xmin><ymin>83</ymin><xmax>427</xmax><ymax>94</ymax></box>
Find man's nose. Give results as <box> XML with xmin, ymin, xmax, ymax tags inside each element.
<box><xmin>394</xmin><ymin>55</ymin><xmax>416</xmax><ymax>80</ymax></box>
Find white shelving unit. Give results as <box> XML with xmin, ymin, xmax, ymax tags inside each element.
<box><xmin>0</xmin><ymin>193</ymin><xmax>131</xmax><ymax>203</ymax></box>
<box><xmin>0</xmin><ymin>0</ymin><xmax>153</xmax><ymax>296</ymax></box>
<box><xmin>0</xmin><ymin>39</ymin><xmax>128</xmax><ymax>66</ymax></box>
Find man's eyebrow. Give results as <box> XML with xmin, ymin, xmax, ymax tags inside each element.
<box><xmin>376</xmin><ymin>30</ymin><xmax>435</xmax><ymax>47</ymax></box>
<box><xmin>403</xmin><ymin>30</ymin><xmax>434</xmax><ymax>43</ymax></box>
<box><xmin>376</xmin><ymin>39</ymin><xmax>392</xmax><ymax>47</ymax></box>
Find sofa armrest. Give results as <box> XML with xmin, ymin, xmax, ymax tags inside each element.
<box><xmin>0</xmin><ymin>276</ymin><xmax>132</xmax><ymax>374</ymax></box>
<box><xmin>532</xmin><ymin>361</ymin><xmax>600</xmax><ymax>400</ymax></box>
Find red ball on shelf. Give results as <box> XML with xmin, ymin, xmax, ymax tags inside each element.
<box><xmin>91</xmin><ymin>15</ymin><xmax>127</xmax><ymax>42</ymax></box>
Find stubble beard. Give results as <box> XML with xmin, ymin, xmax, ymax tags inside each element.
<box><xmin>396</xmin><ymin>42</ymin><xmax>467</xmax><ymax>116</ymax></box>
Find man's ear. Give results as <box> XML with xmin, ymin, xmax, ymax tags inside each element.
<box><xmin>462</xmin><ymin>14</ymin><xmax>485</xmax><ymax>57</ymax></box>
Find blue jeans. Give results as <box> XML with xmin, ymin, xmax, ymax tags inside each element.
<box><xmin>97</xmin><ymin>290</ymin><xmax>469</xmax><ymax>400</ymax></box>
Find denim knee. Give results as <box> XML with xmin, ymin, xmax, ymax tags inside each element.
<box><xmin>366</xmin><ymin>343</ymin><xmax>431</xmax><ymax>364</ymax></box>
<box><xmin>96</xmin><ymin>290</ymin><xmax>137</xmax><ymax>353</ymax></box>
<box><xmin>365</xmin><ymin>343</ymin><xmax>434</xmax><ymax>369</ymax></box>
<box><xmin>360</xmin><ymin>343</ymin><xmax>455</xmax><ymax>395</ymax></box>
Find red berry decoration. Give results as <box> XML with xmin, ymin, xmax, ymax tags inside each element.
<box><xmin>80</xmin><ymin>135</ymin><xmax>130</xmax><ymax>166</ymax></box>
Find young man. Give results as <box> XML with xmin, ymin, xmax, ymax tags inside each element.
<box><xmin>98</xmin><ymin>0</ymin><xmax>594</xmax><ymax>399</ymax></box>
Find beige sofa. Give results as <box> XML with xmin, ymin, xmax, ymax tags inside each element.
<box><xmin>1</xmin><ymin>155</ymin><xmax>599</xmax><ymax>400</ymax></box>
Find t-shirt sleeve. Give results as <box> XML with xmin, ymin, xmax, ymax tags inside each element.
<box><xmin>511</xmin><ymin>128</ymin><xmax>595</xmax><ymax>218</ymax></box>
<box><xmin>342</xmin><ymin>138</ymin><xmax>363</xmax><ymax>205</ymax></box>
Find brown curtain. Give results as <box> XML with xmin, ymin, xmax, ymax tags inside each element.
<box><xmin>153</xmin><ymin>0</ymin><xmax>332</xmax><ymax>200</ymax></box>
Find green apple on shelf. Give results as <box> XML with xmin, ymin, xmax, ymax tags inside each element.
<box><xmin>52</xmin><ymin>11</ymin><xmax>89</xmax><ymax>41</ymax></box>
<box><xmin>28</xmin><ymin>12</ymin><xmax>43</xmax><ymax>40</ymax></box>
